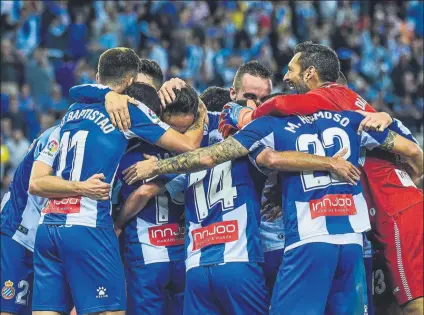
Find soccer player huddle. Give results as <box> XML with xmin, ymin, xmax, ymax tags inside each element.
<box><xmin>1</xmin><ymin>42</ymin><xmax>423</xmax><ymax>315</ymax></box>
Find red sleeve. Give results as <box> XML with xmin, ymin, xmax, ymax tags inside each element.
<box><xmin>252</xmin><ymin>86</ymin><xmax>376</xmax><ymax>119</ymax></box>
<box><xmin>252</xmin><ymin>93</ymin><xmax>337</xmax><ymax>119</ymax></box>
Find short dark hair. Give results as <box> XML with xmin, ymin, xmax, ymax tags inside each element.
<box><xmin>233</xmin><ymin>60</ymin><xmax>273</xmax><ymax>90</ymax></box>
<box><xmin>98</xmin><ymin>47</ymin><xmax>140</xmax><ymax>86</ymax></box>
<box><xmin>163</xmin><ymin>85</ymin><xmax>199</xmax><ymax>117</ymax></box>
<box><xmin>125</xmin><ymin>82</ymin><xmax>162</xmax><ymax>116</ymax></box>
<box><xmin>139</xmin><ymin>59</ymin><xmax>163</xmax><ymax>90</ymax></box>
<box><xmin>293</xmin><ymin>41</ymin><xmax>340</xmax><ymax>82</ymax></box>
<box><xmin>200</xmin><ymin>86</ymin><xmax>232</xmax><ymax>112</ymax></box>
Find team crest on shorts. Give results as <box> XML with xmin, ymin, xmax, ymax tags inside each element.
<box><xmin>1</xmin><ymin>280</ymin><xmax>15</xmax><ymax>300</ymax></box>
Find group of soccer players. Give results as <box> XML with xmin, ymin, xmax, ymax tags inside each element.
<box><xmin>1</xmin><ymin>41</ymin><xmax>423</xmax><ymax>315</ymax></box>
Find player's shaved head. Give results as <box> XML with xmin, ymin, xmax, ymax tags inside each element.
<box><xmin>231</xmin><ymin>61</ymin><xmax>273</xmax><ymax>105</ymax></box>
<box><xmin>97</xmin><ymin>47</ymin><xmax>140</xmax><ymax>90</ymax></box>
<box><xmin>125</xmin><ymin>82</ymin><xmax>162</xmax><ymax>117</ymax></box>
<box><xmin>200</xmin><ymin>87</ymin><xmax>232</xmax><ymax>112</ymax></box>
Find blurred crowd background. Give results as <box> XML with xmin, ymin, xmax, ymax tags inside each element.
<box><xmin>1</xmin><ymin>0</ymin><xmax>423</xmax><ymax>196</ymax></box>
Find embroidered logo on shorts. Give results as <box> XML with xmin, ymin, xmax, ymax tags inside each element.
<box><xmin>96</xmin><ymin>286</ymin><xmax>108</xmax><ymax>299</ymax></box>
<box><xmin>1</xmin><ymin>280</ymin><xmax>15</xmax><ymax>300</ymax></box>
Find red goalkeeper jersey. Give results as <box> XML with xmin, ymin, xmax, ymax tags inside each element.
<box><xmin>251</xmin><ymin>83</ymin><xmax>423</xmax><ymax>216</ymax></box>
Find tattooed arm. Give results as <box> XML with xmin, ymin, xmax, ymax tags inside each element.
<box><xmin>122</xmin><ymin>138</ymin><xmax>361</xmax><ymax>185</ymax></box>
<box><xmin>377</xmin><ymin>130</ymin><xmax>423</xmax><ymax>181</ymax></box>
<box><xmin>123</xmin><ymin>137</ymin><xmax>249</xmax><ymax>184</ymax></box>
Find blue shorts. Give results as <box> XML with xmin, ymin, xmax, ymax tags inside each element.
<box><xmin>1</xmin><ymin>233</ymin><xmax>33</xmax><ymax>315</ymax></box>
<box><xmin>184</xmin><ymin>262</ymin><xmax>269</xmax><ymax>315</ymax></box>
<box><xmin>126</xmin><ymin>261</ymin><xmax>185</xmax><ymax>315</ymax></box>
<box><xmin>270</xmin><ymin>242</ymin><xmax>365</xmax><ymax>315</ymax></box>
<box><xmin>32</xmin><ymin>225</ymin><xmax>126</xmax><ymax>314</ymax></box>
<box><xmin>262</xmin><ymin>248</ymin><xmax>284</xmax><ymax>296</ymax></box>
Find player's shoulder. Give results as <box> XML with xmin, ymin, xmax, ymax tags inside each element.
<box><xmin>128</xmin><ymin>100</ymin><xmax>161</xmax><ymax>123</ymax></box>
<box><xmin>36</xmin><ymin>125</ymin><xmax>61</xmax><ymax>152</ymax></box>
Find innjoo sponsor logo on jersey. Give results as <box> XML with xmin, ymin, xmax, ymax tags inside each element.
<box><xmin>309</xmin><ymin>194</ymin><xmax>356</xmax><ymax>219</ymax></box>
<box><xmin>148</xmin><ymin>223</ymin><xmax>185</xmax><ymax>247</ymax></box>
<box><xmin>192</xmin><ymin>220</ymin><xmax>239</xmax><ymax>251</ymax></box>
<box><xmin>42</xmin><ymin>197</ymin><xmax>81</xmax><ymax>214</ymax></box>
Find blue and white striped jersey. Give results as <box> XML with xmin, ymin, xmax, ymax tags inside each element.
<box><xmin>233</xmin><ymin>110</ymin><xmax>391</xmax><ymax>251</ymax></box>
<box><xmin>117</xmin><ymin>141</ymin><xmax>185</xmax><ymax>267</ymax></box>
<box><xmin>40</xmin><ymin>85</ymin><xmax>170</xmax><ymax>228</ymax></box>
<box><xmin>166</xmin><ymin>113</ymin><xmax>266</xmax><ymax>271</ymax></box>
<box><xmin>1</xmin><ymin>126</ymin><xmax>60</xmax><ymax>251</ymax></box>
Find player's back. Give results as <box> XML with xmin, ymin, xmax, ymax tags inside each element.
<box><xmin>40</xmin><ymin>103</ymin><xmax>129</xmax><ymax>228</ymax></box>
<box><xmin>184</xmin><ymin>156</ymin><xmax>266</xmax><ymax>270</ymax></box>
<box><xmin>1</xmin><ymin>126</ymin><xmax>59</xmax><ymax>251</ymax></box>
<box><xmin>311</xmin><ymin>84</ymin><xmax>423</xmax><ymax>215</ymax></box>
<box><xmin>263</xmin><ymin>111</ymin><xmax>383</xmax><ymax>247</ymax></box>
<box><xmin>117</xmin><ymin>140</ymin><xmax>185</xmax><ymax>266</ymax></box>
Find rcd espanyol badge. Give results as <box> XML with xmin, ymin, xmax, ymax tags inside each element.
<box><xmin>1</xmin><ymin>280</ymin><xmax>15</xmax><ymax>299</ymax></box>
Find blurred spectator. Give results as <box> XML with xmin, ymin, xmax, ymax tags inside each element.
<box><xmin>4</xmin><ymin>95</ymin><xmax>26</xmax><ymax>135</ymax></box>
<box><xmin>0</xmin><ymin>0</ymin><xmax>423</xmax><ymax>179</ymax></box>
<box><xmin>69</xmin><ymin>11</ymin><xmax>89</xmax><ymax>59</ymax></box>
<box><xmin>42</xmin><ymin>84</ymin><xmax>69</xmax><ymax>114</ymax></box>
<box><xmin>55</xmin><ymin>54</ymin><xmax>77</xmax><ymax>99</ymax></box>
<box><xmin>18</xmin><ymin>84</ymin><xmax>35</xmax><ymax>111</ymax></box>
<box><xmin>25</xmin><ymin>48</ymin><xmax>55</xmax><ymax>106</ymax></box>
<box><xmin>4</xmin><ymin>129</ymin><xmax>30</xmax><ymax>175</ymax></box>
<box><xmin>1</xmin><ymin>39</ymin><xmax>25</xmax><ymax>87</ymax></box>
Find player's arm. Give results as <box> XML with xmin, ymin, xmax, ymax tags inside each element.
<box><xmin>122</xmin><ymin>117</ymin><xmax>360</xmax><ymax>185</ymax></box>
<box><xmin>254</xmin><ymin>147</ymin><xmax>360</xmax><ymax>185</ymax></box>
<box><xmin>114</xmin><ymin>180</ymin><xmax>165</xmax><ymax>236</ymax></box>
<box><xmin>377</xmin><ymin>130</ymin><xmax>424</xmax><ymax>182</ymax></box>
<box><xmin>123</xmin><ymin>137</ymin><xmax>249</xmax><ymax>184</ymax></box>
<box><xmin>69</xmin><ymin>84</ymin><xmax>138</xmax><ymax>131</ymax></box>
<box><xmin>29</xmin><ymin>161</ymin><xmax>111</xmax><ymax>200</ymax></box>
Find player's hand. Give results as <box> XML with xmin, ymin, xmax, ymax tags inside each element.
<box><xmin>80</xmin><ymin>173</ymin><xmax>111</xmax><ymax>200</ymax></box>
<box><xmin>356</xmin><ymin>110</ymin><xmax>393</xmax><ymax>134</ymax></box>
<box><xmin>158</xmin><ymin>78</ymin><xmax>187</xmax><ymax>108</ymax></box>
<box><xmin>218</xmin><ymin>102</ymin><xmax>252</xmax><ymax>138</ymax></box>
<box><xmin>105</xmin><ymin>91</ymin><xmax>138</xmax><ymax>132</ymax></box>
<box><xmin>329</xmin><ymin>148</ymin><xmax>361</xmax><ymax>185</ymax></box>
<box><xmin>123</xmin><ymin>154</ymin><xmax>159</xmax><ymax>185</ymax></box>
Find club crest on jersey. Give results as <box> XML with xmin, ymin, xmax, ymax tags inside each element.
<box><xmin>46</xmin><ymin>139</ymin><xmax>59</xmax><ymax>156</ymax></box>
<box><xmin>1</xmin><ymin>281</ymin><xmax>15</xmax><ymax>300</ymax></box>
